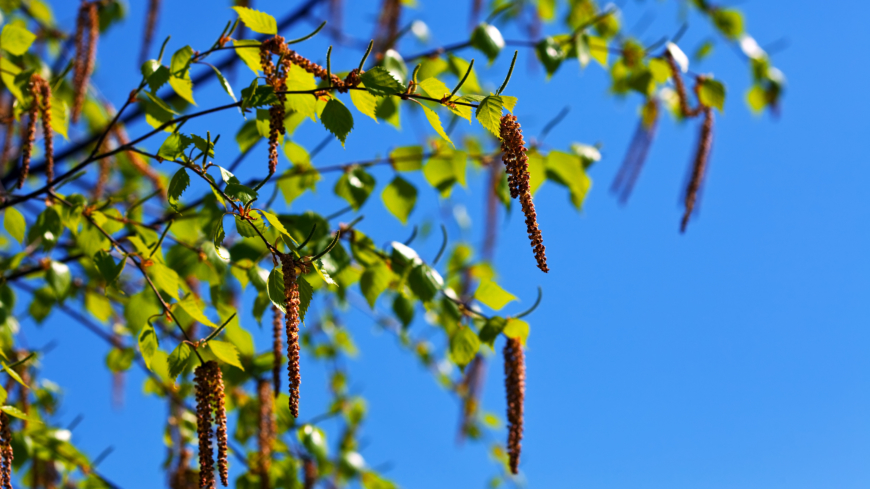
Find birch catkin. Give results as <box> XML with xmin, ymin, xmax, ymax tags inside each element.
<box><xmin>257</xmin><ymin>380</ymin><xmax>275</xmax><ymax>489</ymax></box>
<box><xmin>140</xmin><ymin>0</ymin><xmax>161</xmax><ymax>65</ymax></box>
<box><xmin>194</xmin><ymin>362</ymin><xmax>215</xmax><ymax>489</ymax></box>
<box><xmin>212</xmin><ymin>364</ymin><xmax>229</xmax><ymax>487</ymax></box>
<box><xmin>499</xmin><ymin>115</ymin><xmax>549</xmax><ymax>273</ymax></box>
<box><xmin>72</xmin><ymin>1</ymin><xmax>99</xmax><ymax>123</ymax></box>
<box><xmin>17</xmin><ymin>77</ymin><xmax>39</xmax><ymax>190</ymax></box>
<box><xmin>0</xmin><ymin>412</ymin><xmax>12</xmax><ymax>489</ymax></box>
<box><xmin>681</xmin><ymin>107</ymin><xmax>714</xmax><ymax>233</ymax></box>
<box><xmin>272</xmin><ymin>305</ymin><xmax>283</xmax><ymax>396</ymax></box>
<box><xmin>36</xmin><ymin>77</ymin><xmax>54</xmax><ymax>188</ymax></box>
<box><xmin>503</xmin><ymin>337</ymin><xmax>525</xmax><ymax>475</ymax></box>
<box><xmin>279</xmin><ymin>253</ymin><xmax>302</xmax><ymax>418</ymax></box>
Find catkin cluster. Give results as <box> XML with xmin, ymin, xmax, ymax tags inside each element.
<box><xmin>72</xmin><ymin>0</ymin><xmax>99</xmax><ymax>123</ymax></box>
<box><xmin>681</xmin><ymin>107</ymin><xmax>714</xmax><ymax>233</ymax></box>
<box><xmin>194</xmin><ymin>361</ymin><xmax>229</xmax><ymax>488</ymax></box>
<box><xmin>257</xmin><ymin>380</ymin><xmax>276</xmax><ymax>489</ymax></box>
<box><xmin>503</xmin><ymin>337</ymin><xmax>525</xmax><ymax>475</ymax></box>
<box><xmin>499</xmin><ymin>115</ymin><xmax>549</xmax><ymax>273</ymax></box>
<box><xmin>17</xmin><ymin>74</ymin><xmax>54</xmax><ymax>190</ymax></box>
<box><xmin>279</xmin><ymin>253</ymin><xmax>304</xmax><ymax>418</ymax></box>
<box><xmin>272</xmin><ymin>305</ymin><xmax>283</xmax><ymax>396</ymax></box>
<box><xmin>140</xmin><ymin>0</ymin><xmax>161</xmax><ymax>65</ymax></box>
<box><xmin>0</xmin><ymin>412</ymin><xmax>12</xmax><ymax>489</ymax></box>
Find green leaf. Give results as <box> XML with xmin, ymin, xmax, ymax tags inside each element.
<box><xmin>585</xmin><ymin>34</ymin><xmax>608</xmax><ymax>67</ymax></box>
<box><xmin>414</xmin><ymin>101</ymin><xmax>453</xmax><ymax>146</ymax></box>
<box><xmin>349</xmin><ymin>82</ymin><xmax>380</xmax><ymax>122</ymax></box>
<box><xmin>169</xmin><ymin>45</ymin><xmax>196</xmax><ymax>105</ymax></box>
<box><xmin>475</xmin><ymin>96</ymin><xmax>504</xmax><ymax>138</ymax></box>
<box><xmin>260</xmin><ymin>210</ymin><xmax>293</xmax><ymax>239</ymax></box>
<box><xmin>423</xmin><ymin>151</ymin><xmax>466</xmax><ymax>197</ymax></box>
<box><xmin>175</xmin><ymin>294</ymin><xmax>217</xmax><ymax>327</ymax></box>
<box><xmin>106</xmin><ymin>348</ymin><xmax>135</xmax><ymax>372</ymax></box>
<box><xmin>503</xmin><ymin>317</ymin><xmax>529</xmax><ymax>346</ymax></box>
<box><xmin>50</xmin><ymin>100</ymin><xmax>69</xmax><ymax>140</ymax></box>
<box><xmin>321</xmin><ymin>98</ymin><xmax>354</xmax><ymax>146</ymax></box>
<box><xmin>149</xmin><ymin>262</ymin><xmax>181</xmax><ymax>299</ymax></box>
<box><xmin>0</xmin><ymin>24</ymin><xmax>36</xmax><ymax>55</ymax></box>
<box><xmin>536</xmin><ymin>37</ymin><xmax>566</xmax><ymax>77</ymax></box>
<box><xmin>209</xmin><ymin>64</ymin><xmax>237</xmax><ymax>102</ymax></box>
<box><xmin>232</xmin><ymin>6</ymin><xmax>277</xmax><ymax>35</ymax></box>
<box><xmin>418</xmin><ymin>77</ymin><xmax>471</xmax><ymax>121</ymax></box>
<box><xmin>224</xmin><ymin>182</ymin><xmax>259</xmax><ymax>204</ymax></box>
<box><xmin>474</xmin><ymin>280</ymin><xmax>516</xmax><ymax>310</ymax></box>
<box><xmin>4</xmin><ymin>207</ymin><xmax>25</xmax><ymax>244</ymax></box>
<box><xmin>450</xmin><ymin>327</ymin><xmax>480</xmax><ymax>369</ymax></box>
<box><xmin>145</xmin><ymin>64</ymin><xmax>171</xmax><ymax>93</ymax></box>
<box><xmin>334</xmin><ymin>167</ymin><xmax>375</xmax><ymax>210</ymax></box>
<box><xmin>46</xmin><ymin>261</ymin><xmax>71</xmax><ymax>298</ymax></box>
<box><xmin>360</xmin><ymin>262</ymin><xmax>392</xmax><ymax>308</ymax></box>
<box><xmin>408</xmin><ymin>264</ymin><xmax>443</xmax><ymax>302</ymax></box>
<box><xmin>234</xmin><ymin>39</ymin><xmax>263</xmax><ymax>75</ymax></box>
<box><xmin>390</xmin><ymin>145</ymin><xmax>424</xmax><ymax>172</ymax></box>
<box><xmin>94</xmin><ymin>250</ymin><xmax>125</xmax><ymax>284</ymax></box>
<box><xmin>649</xmin><ymin>58</ymin><xmax>672</xmax><ymax>84</ymax></box>
<box><xmin>213</xmin><ymin>217</ymin><xmax>228</xmax><ymax>261</ymax></box>
<box><xmin>1</xmin><ymin>405</ymin><xmax>38</xmax><ymax>423</ymax></box>
<box><xmin>470</xmin><ymin>23</ymin><xmax>504</xmax><ymax>62</ymax></box>
<box><xmin>545</xmin><ymin>150</ymin><xmax>592</xmax><ymax>210</ymax></box>
<box><xmin>207</xmin><ymin>340</ymin><xmax>244</xmax><ymax>371</ymax></box>
<box><xmin>138</xmin><ymin>325</ymin><xmax>159</xmax><ymax>370</ymax></box>
<box><xmin>392</xmin><ymin>294</ymin><xmax>415</xmax><ymax>329</ymax></box>
<box><xmin>235</xmin><ymin>215</ymin><xmax>265</xmax><ymax>238</ymax></box>
<box><xmin>267</xmin><ymin>267</ymin><xmax>286</xmax><ymax>313</ymax></box>
<box><xmin>712</xmin><ymin>9</ymin><xmax>744</xmax><ymax>39</ymax></box>
<box><xmin>1</xmin><ymin>362</ymin><xmax>27</xmax><ymax>388</ymax></box>
<box><xmin>167</xmin><ymin>168</ymin><xmax>190</xmax><ymax>206</ymax></box>
<box><xmin>381</xmin><ymin>176</ymin><xmax>417</xmax><ymax>224</ymax></box>
<box><xmin>478</xmin><ymin>316</ymin><xmax>507</xmax><ymax>348</ymax></box>
<box><xmin>698</xmin><ymin>78</ymin><xmax>726</xmax><ymax>111</ymax></box>
<box><xmin>157</xmin><ymin>133</ymin><xmax>193</xmax><ymax>160</ymax></box>
<box><xmin>167</xmin><ymin>343</ymin><xmax>191</xmax><ymax>380</ymax></box>
<box><xmin>360</xmin><ymin>67</ymin><xmax>405</xmax><ymax>96</ymax></box>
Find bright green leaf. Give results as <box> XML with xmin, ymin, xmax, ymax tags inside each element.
<box><xmin>381</xmin><ymin>176</ymin><xmax>417</xmax><ymax>224</ymax></box>
<box><xmin>474</xmin><ymin>280</ymin><xmax>516</xmax><ymax>310</ymax></box>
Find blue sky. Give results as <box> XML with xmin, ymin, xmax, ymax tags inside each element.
<box><xmin>16</xmin><ymin>0</ymin><xmax>870</xmax><ymax>488</ymax></box>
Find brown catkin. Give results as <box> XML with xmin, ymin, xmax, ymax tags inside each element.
<box><xmin>211</xmin><ymin>363</ymin><xmax>229</xmax><ymax>487</ymax></box>
<box><xmin>499</xmin><ymin>115</ymin><xmax>549</xmax><ymax>273</ymax></box>
<box><xmin>260</xmin><ymin>41</ymin><xmax>282</xmax><ymax>175</ymax></box>
<box><xmin>72</xmin><ymin>1</ymin><xmax>98</xmax><ymax>123</ymax></box>
<box><xmin>257</xmin><ymin>380</ymin><xmax>274</xmax><ymax>489</ymax></box>
<box><xmin>279</xmin><ymin>253</ymin><xmax>301</xmax><ymax>418</ymax></box>
<box><xmin>503</xmin><ymin>337</ymin><xmax>525</xmax><ymax>475</ymax></box>
<box><xmin>140</xmin><ymin>0</ymin><xmax>160</xmax><ymax>65</ymax></box>
<box><xmin>272</xmin><ymin>305</ymin><xmax>283</xmax><ymax>396</ymax></box>
<box><xmin>0</xmin><ymin>98</ymin><xmax>13</xmax><ymax>175</ymax></box>
<box><xmin>681</xmin><ymin>107</ymin><xmax>714</xmax><ymax>233</ymax></box>
<box><xmin>0</xmin><ymin>412</ymin><xmax>12</xmax><ymax>489</ymax></box>
<box><xmin>36</xmin><ymin>77</ymin><xmax>54</xmax><ymax>188</ymax></box>
<box><xmin>302</xmin><ymin>457</ymin><xmax>317</xmax><ymax>489</ymax></box>
<box><xmin>194</xmin><ymin>362</ymin><xmax>215</xmax><ymax>489</ymax></box>
<box><xmin>665</xmin><ymin>51</ymin><xmax>701</xmax><ymax>119</ymax></box>
<box><xmin>611</xmin><ymin>99</ymin><xmax>659</xmax><ymax>204</ymax></box>
<box><xmin>17</xmin><ymin>78</ymin><xmax>39</xmax><ymax>190</ymax></box>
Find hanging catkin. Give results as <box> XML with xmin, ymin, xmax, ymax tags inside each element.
<box><xmin>272</xmin><ymin>305</ymin><xmax>283</xmax><ymax>396</ymax></box>
<box><xmin>16</xmin><ymin>77</ymin><xmax>39</xmax><ymax>190</ymax></box>
<box><xmin>140</xmin><ymin>0</ymin><xmax>161</xmax><ymax>65</ymax></box>
<box><xmin>0</xmin><ymin>412</ymin><xmax>12</xmax><ymax>489</ymax></box>
<box><xmin>681</xmin><ymin>107</ymin><xmax>714</xmax><ymax>233</ymax></box>
<box><xmin>503</xmin><ymin>337</ymin><xmax>525</xmax><ymax>475</ymax></box>
<box><xmin>194</xmin><ymin>362</ymin><xmax>215</xmax><ymax>489</ymax></box>
<box><xmin>72</xmin><ymin>1</ymin><xmax>98</xmax><ymax>123</ymax></box>
<box><xmin>611</xmin><ymin>98</ymin><xmax>659</xmax><ymax>203</ymax></box>
<box><xmin>665</xmin><ymin>50</ymin><xmax>701</xmax><ymax>119</ymax></box>
<box><xmin>259</xmin><ymin>40</ymin><xmax>281</xmax><ymax>175</ymax></box>
<box><xmin>212</xmin><ymin>363</ymin><xmax>229</xmax><ymax>487</ymax></box>
<box><xmin>499</xmin><ymin>115</ymin><xmax>549</xmax><ymax>273</ymax></box>
<box><xmin>302</xmin><ymin>457</ymin><xmax>317</xmax><ymax>489</ymax></box>
<box><xmin>0</xmin><ymin>95</ymin><xmax>13</xmax><ymax>175</ymax></box>
<box><xmin>257</xmin><ymin>380</ymin><xmax>275</xmax><ymax>489</ymax></box>
<box><xmin>35</xmin><ymin>76</ymin><xmax>54</xmax><ymax>188</ymax></box>
<box><xmin>279</xmin><ymin>253</ymin><xmax>302</xmax><ymax>418</ymax></box>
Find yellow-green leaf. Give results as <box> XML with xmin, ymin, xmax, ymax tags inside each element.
<box><xmin>175</xmin><ymin>294</ymin><xmax>217</xmax><ymax>328</ymax></box>
<box><xmin>474</xmin><ymin>280</ymin><xmax>517</xmax><ymax>310</ymax></box>
<box><xmin>207</xmin><ymin>340</ymin><xmax>244</xmax><ymax>371</ymax></box>
<box><xmin>232</xmin><ymin>6</ymin><xmax>277</xmax><ymax>35</ymax></box>
<box><xmin>0</xmin><ymin>24</ymin><xmax>36</xmax><ymax>55</ymax></box>
<box><xmin>382</xmin><ymin>176</ymin><xmax>417</xmax><ymax>224</ymax></box>
<box><xmin>4</xmin><ymin>207</ymin><xmax>25</xmax><ymax>244</ymax></box>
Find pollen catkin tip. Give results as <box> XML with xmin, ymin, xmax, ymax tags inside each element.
<box><xmin>503</xmin><ymin>337</ymin><xmax>525</xmax><ymax>475</ymax></box>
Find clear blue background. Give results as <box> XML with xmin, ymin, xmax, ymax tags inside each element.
<box><xmin>16</xmin><ymin>0</ymin><xmax>870</xmax><ymax>487</ymax></box>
